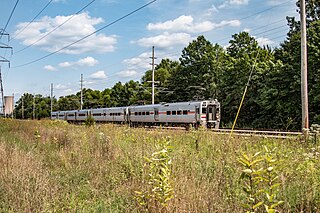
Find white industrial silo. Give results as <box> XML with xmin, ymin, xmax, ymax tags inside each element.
<box><xmin>4</xmin><ymin>95</ymin><xmax>14</xmax><ymax>117</ymax></box>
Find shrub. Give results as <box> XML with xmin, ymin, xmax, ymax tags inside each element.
<box><xmin>85</xmin><ymin>116</ymin><xmax>95</xmax><ymax>127</ymax></box>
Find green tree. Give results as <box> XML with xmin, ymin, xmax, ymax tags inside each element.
<box><xmin>221</xmin><ymin>32</ymin><xmax>277</xmax><ymax>128</ymax></box>
<box><xmin>273</xmin><ymin>0</ymin><xmax>320</xmax><ymax>128</ymax></box>
<box><xmin>14</xmin><ymin>93</ymin><xmax>53</xmax><ymax>119</ymax></box>
<box><xmin>57</xmin><ymin>94</ymin><xmax>80</xmax><ymax>111</ymax></box>
<box><xmin>170</xmin><ymin>36</ymin><xmax>222</xmax><ymax>101</ymax></box>
<box><xmin>142</xmin><ymin>58</ymin><xmax>180</xmax><ymax>103</ymax></box>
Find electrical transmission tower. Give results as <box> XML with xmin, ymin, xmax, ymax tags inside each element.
<box><xmin>0</xmin><ymin>29</ymin><xmax>12</xmax><ymax>116</ymax></box>
<box><xmin>0</xmin><ymin>70</ymin><xmax>4</xmax><ymax>115</ymax></box>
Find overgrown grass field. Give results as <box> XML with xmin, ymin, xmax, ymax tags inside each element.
<box><xmin>0</xmin><ymin>119</ymin><xmax>319</xmax><ymax>212</ymax></box>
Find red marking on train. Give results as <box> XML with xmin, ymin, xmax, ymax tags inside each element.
<box><xmin>201</xmin><ymin>115</ymin><xmax>206</xmax><ymax>119</ymax></box>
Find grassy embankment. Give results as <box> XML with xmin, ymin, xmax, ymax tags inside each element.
<box><xmin>0</xmin><ymin>119</ymin><xmax>319</xmax><ymax>212</ymax></box>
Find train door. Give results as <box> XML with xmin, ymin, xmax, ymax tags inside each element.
<box><xmin>123</xmin><ymin>108</ymin><xmax>129</xmax><ymax>122</ymax></box>
<box><xmin>195</xmin><ymin>106</ymin><xmax>200</xmax><ymax>121</ymax></box>
<box><xmin>127</xmin><ymin>108</ymin><xmax>131</xmax><ymax>124</ymax></box>
<box><xmin>154</xmin><ymin>108</ymin><xmax>159</xmax><ymax>121</ymax></box>
<box><xmin>207</xmin><ymin>105</ymin><xmax>216</xmax><ymax>121</ymax></box>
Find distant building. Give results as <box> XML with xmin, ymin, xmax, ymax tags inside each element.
<box><xmin>4</xmin><ymin>96</ymin><xmax>14</xmax><ymax>117</ymax></box>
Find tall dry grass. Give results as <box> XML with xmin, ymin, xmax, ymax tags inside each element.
<box><xmin>0</xmin><ymin>118</ymin><xmax>319</xmax><ymax>212</ymax></box>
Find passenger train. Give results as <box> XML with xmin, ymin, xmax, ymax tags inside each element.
<box><xmin>51</xmin><ymin>100</ymin><xmax>220</xmax><ymax>129</ymax></box>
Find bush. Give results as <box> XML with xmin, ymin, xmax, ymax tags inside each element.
<box><xmin>85</xmin><ymin>116</ymin><xmax>95</xmax><ymax>127</ymax></box>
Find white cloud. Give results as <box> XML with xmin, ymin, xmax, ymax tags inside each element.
<box><xmin>77</xmin><ymin>56</ymin><xmax>98</xmax><ymax>66</ymax></box>
<box><xmin>15</xmin><ymin>12</ymin><xmax>117</xmax><ymax>54</ymax></box>
<box><xmin>256</xmin><ymin>37</ymin><xmax>274</xmax><ymax>46</ymax></box>
<box><xmin>55</xmin><ymin>84</ymin><xmax>68</xmax><ymax>90</ymax></box>
<box><xmin>59</xmin><ymin>56</ymin><xmax>98</xmax><ymax>68</ymax></box>
<box><xmin>117</xmin><ymin>70</ymin><xmax>138</xmax><ymax>78</ymax></box>
<box><xmin>204</xmin><ymin>5</ymin><xmax>219</xmax><ymax>17</ymax></box>
<box><xmin>243</xmin><ymin>28</ymin><xmax>251</xmax><ymax>33</ymax></box>
<box><xmin>219</xmin><ymin>0</ymin><xmax>249</xmax><ymax>8</ymax></box>
<box><xmin>136</xmin><ymin>32</ymin><xmax>192</xmax><ymax>48</ymax></box>
<box><xmin>123</xmin><ymin>52</ymin><xmax>151</xmax><ymax>70</ymax></box>
<box><xmin>43</xmin><ymin>65</ymin><xmax>56</xmax><ymax>71</ymax></box>
<box><xmin>90</xmin><ymin>70</ymin><xmax>107</xmax><ymax>79</ymax></box>
<box><xmin>230</xmin><ymin>0</ymin><xmax>249</xmax><ymax>5</ymax></box>
<box><xmin>59</xmin><ymin>62</ymin><xmax>72</xmax><ymax>67</ymax></box>
<box><xmin>147</xmin><ymin>15</ymin><xmax>240</xmax><ymax>33</ymax></box>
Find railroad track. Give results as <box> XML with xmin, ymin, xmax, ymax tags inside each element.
<box><xmin>211</xmin><ymin>129</ymin><xmax>303</xmax><ymax>139</ymax></box>
<box><xmin>144</xmin><ymin>125</ymin><xmax>303</xmax><ymax>139</ymax></box>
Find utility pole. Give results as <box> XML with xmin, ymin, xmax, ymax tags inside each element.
<box><xmin>33</xmin><ymin>94</ymin><xmax>35</xmax><ymax>120</ymax></box>
<box><xmin>300</xmin><ymin>0</ymin><xmax>309</xmax><ymax>132</ymax></box>
<box><xmin>80</xmin><ymin>74</ymin><xmax>83</xmax><ymax>110</ymax></box>
<box><xmin>11</xmin><ymin>93</ymin><xmax>14</xmax><ymax>119</ymax></box>
<box><xmin>50</xmin><ymin>83</ymin><xmax>53</xmax><ymax>119</ymax></box>
<box><xmin>149</xmin><ymin>46</ymin><xmax>157</xmax><ymax>105</ymax></box>
<box><xmin>0</xmin><ymin>68</ymin><xmax>4</xmax><ymax>115</ymax></box>
<box><xmin>21</xmin><ymin>96</ymin><xmax>24</xmax><ymax>119</ymax></box>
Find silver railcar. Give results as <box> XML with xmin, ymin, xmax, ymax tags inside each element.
<box><xmin>51</xmin><ymin>100</ymin><xmax>220</xmax><ymax>128</ymax></box>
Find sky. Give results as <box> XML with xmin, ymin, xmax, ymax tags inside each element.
<box><xmin>0</xmin><ymin>0</ymin><xmax>298</xmax><ymax>101</ymax></box>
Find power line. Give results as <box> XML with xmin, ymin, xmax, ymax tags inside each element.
<box><xmin>11</xmin><ymin>0</ymin><xmax>54</xmax><ymax>41</ymax></box>
<box><xmin>14</xmin><ymin>0</ymin><xmax>96</xmax><ymax>54</ymax></box>
<box><xmin>239</xmin><ymin>0</ymin><xmax>294</xmax><ymax>21</ymax></box>
<box><xmin>0</xmin><ymin>0</ymin><xmax>20</xmax><ymax>40</ymax></box>
<box><xmin>13</xmin><ymin>0</ymin><xmax>157</xmax><ymax>68</ymax></box>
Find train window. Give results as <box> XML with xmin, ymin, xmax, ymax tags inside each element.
<box><xmin>196</xmin><ymin>108</ymin><xmax>200</xmax><ymax>114</ymax></box>
<box><xmin>139</xmin><ymin>112</ymin><xmax>141</xmax><ymax>116</ymax></box>
<box><xmin>146</xmin><ymin>111</ymin><xmax>150</xmax><ymax>115</ymax></box>
<box><xmin>79</xmin><ymin>113</ymin><xmax>86</xmax><ymax>116</ymax></box>
<box><xmin>172</xmin><ymin>111</ymin><xmax>176</xmax><ymax>115</ymax></box>
<box><xmin>142</xmin><ymin>112</ymin><xmax>146</xmax><ymax>115</ymax></box>
<box><xmin>177</xmin><ymin>110</ymin><xmax>182</xmax><ymax>115</ymax></box>
<box><xmin>202</xmin><ymin>108</ymin><xmax>207</xmax><ymax>114</ymax></box>
<box><xmin>118</xmin><ymin>113</ymin><xmax>121</xmax><ymax>116</ymax></box>
<box><xmin>104</xmin><ymin>113</ymin><xmax>107</xmax><ymax>116</ymax></box>
<box><xmin>183</xmin><ymin>110</ymin><xmax>188</xmax><ymax>115</ymax></box>
<box><xmin>166</xmin><ymin>111</ymin><xmax>171</xmax><ymax>115</ymax></box>
<box><xmin>209</xmin><ymin>108</ymin><xmax>213</xmax><ymax>113</ymax></box>
<box><xmin>135</xmin><ymin>112</ymin><xmax>138</xmax><ymax>116</ymax></box>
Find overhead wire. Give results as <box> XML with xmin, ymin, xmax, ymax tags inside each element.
<box><xmin>238</xmin><ymin>0</ymin><xmax>294</xmax><ymax>21</ymax></box>
<box><xmin>14</xmin><ymin>0</ymin><xmax>97</xmax><ymax>54</ymax></box>
<box><xmin>12</xmin><ymin>0</ymin><xmax>157</xmax><ymax>68</ymax></box>
<box><xmin>16</xmin><ymin>0</ymin><xmax>295</xmax><ymax>97</ymax></box>
<box><xmin>10</xmin><ymin>0</ymin><xmax>54</xmax><ymax>41</ymax></box>
<box><xmin>0</xmin><ymin>0</ymin><xmax>20</xmax><ymax>40</ymax></box>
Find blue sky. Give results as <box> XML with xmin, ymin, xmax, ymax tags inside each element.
<box><xmin>0</xmin><ymin>0</ymin><xmax>298</xmax><ymax>100</ymax></box>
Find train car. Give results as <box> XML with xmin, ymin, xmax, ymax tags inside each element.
<box><xmin>129</xmin><ymin>104</ymin><xmax>159</xmax><ymax>125</ymax></box>
<box><xmin>57</xmin><ymin>111</ymin><xmax>66</xmax><ymax>120</ymax></box>
<box><xmin>51</xmin><ymin>99</ymin><xmax>220</xmax><ymax>129</ymax></box>
<box><xmin>128</xmin><ymin>100</ymin><xmax>220</xmax><ymax>128</ymax></box>
<box><xmin>76</xmin><ymin>109</ymin><xmax>90</xmax><ymax>122</ymax></box>
<box><xmin>106</xmin><ymin>107</ymin><xmax>127</xmax><ymax>123</ymax></box>
<box><xmin>91</xmin><ymin>108</ymin><xmax>107</xmax><ymax>122</ymax></box>
<box><xmin>51</xmin><ymin>111</ymin><xmax>59</xmax><ymax>120</ymax></box>
<box><xmin>66</xmin><ymin>110</ymin><xmax>78</xmax><ymax>122</ymax></box>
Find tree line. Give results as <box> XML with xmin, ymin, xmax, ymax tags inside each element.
<box><xmin>14</xmin><ymin>0</ymin><xmax>320</xmax><ymax>130</ymax></box>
